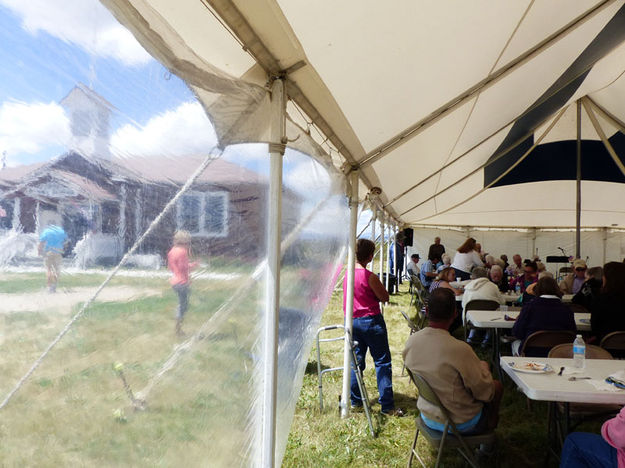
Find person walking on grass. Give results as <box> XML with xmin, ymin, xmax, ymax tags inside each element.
<box><xmin>168</xmin><ymin>230</ymin><xmax>198</xmax><ymax>336</ymax></box>
<box><xmin>38</xmin><ymin>222</ymin><xmax>68</xmax><ymax>293</ymax></box>
<box><xmin>344</xmin><ymin>238</ymin><xmax>403</xmax><ymax>417</ymax></box>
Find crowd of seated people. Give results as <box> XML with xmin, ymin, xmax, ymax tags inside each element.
<box><xmin>392</xmin><ymin>235</ymin><xmax>625</xmax><ymax>464</ymax></box>
<box><xmin>342</xmin><ymin>232</ymin><xmax>625</xmax><ymax>464</ymax></box>
<box><xmin>405</xmin><ymin>235</ymin><xmax>625</xmax><ymax>350</ymax></box>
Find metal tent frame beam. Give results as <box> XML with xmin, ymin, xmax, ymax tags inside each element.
<box><xmin>204</xmin><ymin>0</ymin><xmax>400</xmax><ymax>222</ymax></box>
<box><xmin>358</xmin><ymin>0</ymin><xmax>618</xmax><ymax>169</ymax></box>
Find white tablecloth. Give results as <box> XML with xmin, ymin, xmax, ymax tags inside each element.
<box><xmin>467</xmin><ymin>310</ymin><xmax>590</xmax><ymax>331</ymax></box>
<box><xmin>500</xmin><ymin>357</ymin><xmax>625</xmax><ymax>404</ymax></box>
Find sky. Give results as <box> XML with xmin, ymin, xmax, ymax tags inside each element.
<box><xmin>0</xmin><ymin>0</ymin><xmax>350</xmax><ymax>237</ymax></box>
<box><xmin>0</xmin><ymin>0</ymin><xmax>202</xmax><ymax>166</ymax></box>
<box><xmin>0</xmin><ymin>0</ymin><xmax>340</xmax><ymax>193</ymax></box>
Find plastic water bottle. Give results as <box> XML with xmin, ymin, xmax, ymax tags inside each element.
<box><xmin>515</xmin><ymin>282</ymin><xmax>521</xmax><ymax>294</ymax></box>
<box><xmin>573</xmin><ymin>334</ymin><xmax>586</xmax><ymax>368</ymax></box>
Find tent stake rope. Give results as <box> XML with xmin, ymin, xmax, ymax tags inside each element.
<box><xmin>0</xmin><ymin>149</ymin><xmax>223</xmax><ymax>411</ymax></box>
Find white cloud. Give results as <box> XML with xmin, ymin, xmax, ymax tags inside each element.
<box><xmin>111</xmin><ymin>101</ymin><xmax>218</xmax><ymax>157</ymax></box>
<box><xmin>0</xmin><ymin>100</ymin><xmax>71</xmax><ymax>163</ymax></box>
<box><xmin>284</xmin><ymin>158</ymin><xmax>332</xmax><ymax>195</ymax></box>
<box><xmin>1</xmin><ymin>0</ymin><xmax>152</xmax><ymax>66</ymax></box>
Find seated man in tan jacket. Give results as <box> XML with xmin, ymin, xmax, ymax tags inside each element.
<box><xmin>403</xmin><ymin>288</ymin><xmax>503</xmax><ymax>434</ymax></box>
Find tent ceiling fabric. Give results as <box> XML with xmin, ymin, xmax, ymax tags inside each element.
<box><xmin>104</xmin><ymin>0</ymin><xmax>625</xmax><ymax>228</ymax></box>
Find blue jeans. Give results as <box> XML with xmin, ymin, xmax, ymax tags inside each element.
<box><xmin>172</xmin><ymin>283</ymin><xmax>190</xmax><ymax>319</ymax></box>
<box><xmin>350</xmin><ymin>314</ymin><xmax>394</xmax><ymax>412</ymax></box>
<box><xmin>560</xmin><ymin>432</ymin><xmax>617</xmax><ymax>467</ymax></box>
<box><xmin>452</xmin><ymin>267</ymin><xmax>471</xmax><ymax>281</ymax></box>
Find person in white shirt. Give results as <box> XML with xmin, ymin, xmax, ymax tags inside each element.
<box><xmin>437</xmin><ymin>253</ymin><xmax>451</xmax><ymax>273</ymax></box>
<box><xmin>462</xmin><ymin>267</ymin><xmax>505</xmax><ymax>310</ymax></box>
<box><xmin>407</xmin><ymin>254</ymin><xmax>420</xmax><ymax>277</ymax></box>
<box><xmin>463</xmin><ymin>267</ymin><xmax>504</xmax><ymax>346</ymax></box>
<box><xmin>451</xmin><ymin>237</ymin><xmax>484</xmax><ymax>281</ymax></box>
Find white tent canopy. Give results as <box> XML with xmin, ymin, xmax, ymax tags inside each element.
<box><xmin>104</xmin><ymin>0</ymin><xmax>625</xmax><ymax>229</ymax></box>
<box><xmin>98</xmin><ymin>1</ymin><xmax>625</xmax><ymax>464</ymax></box>
<box><xmin>4</xmin><ymin>2</ymin><xmax>625</xmax><ymax>467</ymax></box>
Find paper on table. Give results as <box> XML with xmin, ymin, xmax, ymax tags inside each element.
<box><xmin>588</xmin><ymin>379</ymin><xmax>623</xmax><ymax>392</ymax></box>
<box><xmin>562</xmin><ymin>367</ymin><xmax>583</xmax><ymax>375</ymax></box>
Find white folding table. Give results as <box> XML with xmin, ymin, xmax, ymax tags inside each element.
<box><xmin>501</xmin><ymin>356</ymin><xmax>625</xmax><ymax>463</ymax></box>
<box><xmin>500</xmin><ymin>357</ymin><xmax>625</xmax><ymax>405</ymax></box>
<box><xmin>467</xmin><ymin>310</ymin><xmax>591</xmax><ymax>378</ymax></box>
<box><xmin>467</xmin><ymin>310</ymin><xmax>590</xmax><ymax>332</ymax></box>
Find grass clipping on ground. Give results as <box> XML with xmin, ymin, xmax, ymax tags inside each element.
<box><xmin>283</xmin><ymin>280</ymin><xmax>604</xmax><ymax>468</ymax></box>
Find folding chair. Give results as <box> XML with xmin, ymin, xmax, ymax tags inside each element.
<box><xmin>519</xmin><ymin>330</ymin><xmax>577</xmax><ymax>358</ymax></box>
<box><xmin>548</xmin><ymin>343</ymin><xmax>612</xmax><ymax>359</ymax></box>
<box><xmin>463</xmin><ymin>299</ymin><xmax>499</xmax><ymax>341</ymax></box>
<box><xmin>401</xmin><ymin>310</ymin><xmax>419</xmax><ymax>335</ymax></box>
<box><xmin>400</xmin><ymin>310</ymin><xmax>420</xmax><ymax>376</ymax></box>
<box><xmin>408</xmin><ymin>274</ymin><xmax>419</xmax><ymax>305</ymax></box>
<box><xmin>410</xmin><ymin>275</ymin><xmax>429</xmax><ymax>307</ymax></box>
<box><xmin>406</xmin><ymin>369</ymin><xmax>495</xmax><ymax>468</ymax></box>
<box><xmin>566</xmin><ymin>303</ymin><xmax>589</xmax><ymax>314</ymax></box>
<box><xmin>600</xmin><ymin>331</ymin><xmax>625</xmax><ymax>359</ymax></box>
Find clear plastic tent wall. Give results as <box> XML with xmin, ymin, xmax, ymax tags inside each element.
<box><xmin>0</xmin><ymin>1</ymin><xmax>348</xmax><ymax>466</ymax></box>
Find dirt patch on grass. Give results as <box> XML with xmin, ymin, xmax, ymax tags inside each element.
<box><xmin>0</xmin><ymin>286</ymin><xmax>163</xmax><ymax>314</ymax></box>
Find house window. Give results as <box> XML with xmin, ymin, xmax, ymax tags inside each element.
<box><xmin>177</xmin><ymin>191</ymin><xmax>228</xmax><ymax>237</ymax></box>
<box><xmin>0</xmin><ymin>200</ymin><xmax>14</xmax><ymax>230</ymax></box>
<box><xmin>179</xmin><ymin>194</ymin><xmax>200</xmax><ymax>233</ymax></box>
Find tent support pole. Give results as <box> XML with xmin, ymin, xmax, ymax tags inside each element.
<box><xmin>341</xmin><ymin>169</ymin><xmax>359</xmax><ymax>419</ymax></box>
<box><xmin>603</xmin><ymin>227</ymin><xmax>608</xmax><ymax>265</ymax></box>
<box><xmin>386</xmin><ymin>223</ymin><xmax>392</xmax><ymax>294</ymax></box>
<box><xmin>262</xmin><ymin>77</ymin><xmax>286</xmax><ymax>468</ymax></box>
<box><xmin>371</xmin><ymin>208</ymin><xmax>378</xmax><ymax>280</ymax></box>
<box><xmin>583</xmin><ymin>98</ymin><xmax>625</xmax><ymax>177</ymax></box>
<box><xmin>379</xmin><ymin>215</ymin><xmax>385</xmax><ymax>313</ymax></box>
<box><xmin>371</xmin><ymin>208</ymin><xmax>377</xmax><ymax>244</ymax></box>
<box><xmin>587</xmin><ymin>97</ymin><xmax>625</xmax><ymax>135</ymax></box>
<box><xmin>576</xmin><ymin>100</ymin><xmax>582</xmax><ymax>259</ymax></box>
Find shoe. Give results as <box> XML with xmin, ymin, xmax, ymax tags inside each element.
<box><xmin>381</xmin><ymin>408</ymin><xmax>404</xmax><ymax>417</ymax></box>
<box><xmin>350</xmin><ymin>404</ymin><xmax>364</xmax><ymax>413</ymax></box>
<box><xmin>481</xmin><ymin>331</ymin><xmax>493</xmax><ymax>348</ymax></box>
<box><xmin>466</xmin><ymin>329</ymin><xmax>484</xmax><ymax>344</ymax></box>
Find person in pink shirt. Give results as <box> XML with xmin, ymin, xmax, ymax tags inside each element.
<box><xmin>167</xmin><ymin>230</ymin><xmax>198</xmax><ymax>336</ymax></box>
<box><xmin>560</xmin><ymin>406</ymin><xmax>625</xmax><ymax>467</ymax></box>
<box><xmin>343</xmin><ymin>238</ymin><xmax>401</xmax><ymax>416</ymax></box>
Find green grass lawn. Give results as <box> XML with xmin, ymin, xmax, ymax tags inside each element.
<box><xmin>0</xmin><ymin>270</ymin><xmax>606</xmax><ymax>467</ymax></box>
<box><xmin>0</xmin><ymin>270</ymin><xmax>259</xmax><ymax>466</ymax></box>
<box><xmin>283</xmin><ymin>280</ymin><xmax>605</xmax><ymax>468</ymax></box>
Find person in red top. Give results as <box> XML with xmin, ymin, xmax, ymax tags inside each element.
<box><xmin>168</xmin><ymin>230</ymin><xmax>198</xmax><ymax>336</ymax></box>
<box><xmin>343</xmin><ymin>238</ymin><xmax>401</xmax><ymax>416</ymax></box>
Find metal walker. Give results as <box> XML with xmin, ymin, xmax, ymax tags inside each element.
<box><xmin>315</xmin><ymin>324</ymin><xmax>376</xmax><ymax>437</ymax></box>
